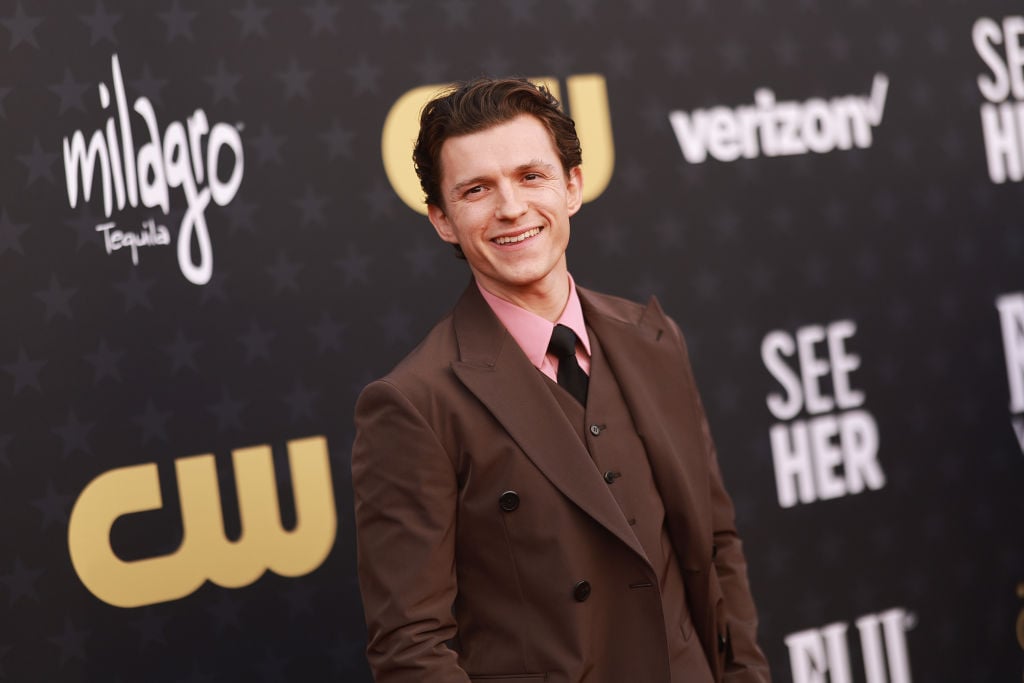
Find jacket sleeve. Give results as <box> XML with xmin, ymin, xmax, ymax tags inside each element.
<box><xmin>669</xmin><ymin>316</ymin><xmax>772</xmax><ymax>683</ymax></box>
<box><xmin>351</xmin><ymin>379</ymin><xmax>471</xmax><ymax>683</ymax></box>
<box><xmin>705</xmin><ymin>411</ymin><xmax>772</xmax><ymax>683</ymax></box>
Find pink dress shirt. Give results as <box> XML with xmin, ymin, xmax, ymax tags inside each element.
<box><xmin>477</xmin><ymin>276</ymin><xmax>591</xmax><ymax>382</ymax></box>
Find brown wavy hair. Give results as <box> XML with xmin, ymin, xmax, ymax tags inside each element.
<box><xmin>414</xmin><ymin>77</ymin><xmax>583</xmax><ymax>209</ymax></box>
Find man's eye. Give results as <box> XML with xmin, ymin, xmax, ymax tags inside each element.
<box><xmin>466</xmin><ymin>185</ymin><xmax>483</xmax><ymax>195</ymax></box>
<box><xmin>524</xmin><ymin>173</ymin><xmax>540</xmax><ymax>181</ymax></box>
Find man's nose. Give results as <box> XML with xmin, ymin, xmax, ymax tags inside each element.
<box><xmin>494</xmin><ymin>182</ymin><xmax>527</xmax><ymax>220</ymax></box>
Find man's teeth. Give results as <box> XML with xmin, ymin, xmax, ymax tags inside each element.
<box><xmin>494</xmin><ymin>228</ymin><xmax>541</xmax><ymax>245</ymax></box>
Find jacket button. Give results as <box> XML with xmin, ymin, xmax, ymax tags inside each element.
<box><xmin>499</xmin><ymin>490</ymin><xmax>519</xmax><ymax>512</ymax></box>
<box><xmin>717</xmin><ymin>632</ymin><xmax>727</xmax><ymax>652</ymax></box>
<box><xmin>589</xmin><ymin>424</ymin><xmax>602</xmax><ymax>436</ymax></box>
<box><xmin>603</xmin><ymin>471</ymin><xmax>620</xmax><ymax>484</ymax></box>
<box><xmin>573</xmin><ymin>580</ymin><xmax>591</xmax><ymax>602</ymax></box>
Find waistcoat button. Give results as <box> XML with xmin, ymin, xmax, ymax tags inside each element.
<box><xmin>573</xmin><ymin>580</ymin><xmax>591</xmax><ymax>602</ymax></box>
<box><xmin>498</xmin><ymin>490</ymin><xmax>519</xmax><ymax>512</ymax></box>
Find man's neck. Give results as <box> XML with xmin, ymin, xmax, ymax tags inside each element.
<box><xmin>474</xmin><ymin>273</ymin><xmax>570</xmax><ymax>322</ymax></box>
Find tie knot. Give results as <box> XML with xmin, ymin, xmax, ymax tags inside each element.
<box><xmin>548</xmin><ymin>324</ymin><xmax>578</xmax><ymax>360</ymax></box>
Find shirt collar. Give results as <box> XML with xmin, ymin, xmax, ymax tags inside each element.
<box><xmin>477</xmin><ymin>275</ymin><xmax>591</xmax><ymax>371</ymax></box>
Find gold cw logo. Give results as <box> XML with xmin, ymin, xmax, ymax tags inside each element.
<box><xmin>382</xmin><ymin>74</ymin><xmax>615</xmax><ymax>215</ymax></box>
<box><xmin>67</xmin><ymin>436</ymin><xmax>335</xmax><ymax>608</ymax></box>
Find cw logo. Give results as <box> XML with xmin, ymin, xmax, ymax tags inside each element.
<box><xmin>382</xmin><ymin>74</ymin><xmax>615</xmax><ymax>215</ymax></box>
<box><xmin>67</xmin><ymin>436</ymin><xmax>335</xmax><ymax>608</ymax></box>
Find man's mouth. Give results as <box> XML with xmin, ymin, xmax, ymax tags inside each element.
<box><xmin>493</xmin><ymin>227</ymin><xmax>542</xmax><ymax>245</ymax></box>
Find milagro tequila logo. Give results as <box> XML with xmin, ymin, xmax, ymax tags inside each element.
<box><xmin>61</xmin><ymin>54</ymin><xmax>244</xmax><ymax>285</ymax></box>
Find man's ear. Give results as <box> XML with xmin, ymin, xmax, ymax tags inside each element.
<box><xmin>566</xmin><ymin>165</ymin><xmax>584</xmax><ymax>217</ymax></box>
<box><xmin>427</xmin><ymin>203</ymin><xmax>459</xmax><ymax>245</ymax></box>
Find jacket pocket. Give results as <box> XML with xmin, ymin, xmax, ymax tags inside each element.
<box><xmin>679</xmin><ymin>611</ymin><xmax>694</xmax><ymax>642</ymax></box>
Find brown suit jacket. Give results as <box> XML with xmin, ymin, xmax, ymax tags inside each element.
<box><xmin>352</xmin><ymin>283</ymin><xmax>770</xmax><ymax>683</ymax></box>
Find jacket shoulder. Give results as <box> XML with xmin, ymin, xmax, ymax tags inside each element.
<box><xmin>578</xmin><ymin>286</ymin><xmax>675</xmax><ymax>329</ymax></box>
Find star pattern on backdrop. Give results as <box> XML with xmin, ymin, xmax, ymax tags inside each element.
<box><xmin>238</xmin><ymin>320</ymin><xmax>276</xmax><ymax>363</ymax></box>
<box><xmin>1</xmin><ymin>2</ymin><xmax>43</xmax><ymax>50</ymax></box>
<box><xmin>70</xmin><ymin>235</ymin><xmax>114</xmax><ymax>294</ymax></box>
<box><xmin>158</xmin><ymin>0</ymin><xmax>197</xmax><ymax>42</ymax></box>
<box><xmin>113</xmin><ymin>267</ymin><xmax>157</xmax><ymax>311</ymax></box>
<box><xmin>34</xmin><ymin>274</ymin><xmax>77</xmax><ymax>322</ymax></box>
<box><xmin>225</xmin><ymin>196</ymin><xmax>258</xmax><ymax>234</ymax></box>
<box><xmin>277</xmin><ymin>58</ymin><xmax>312</xmax><ymax>101</ymax></box>
<box><xmin>31</xmin><ymin>482</ymin><xmax>71</xmax><ymax>532</ymax></box>
<box><xmin>303</xmin><ymin>0</ymin><xmax>339</xmax><ymax>34</ymax></box>
<box><xmin>48</xmin><ymin>617</ymin><xmax>89</xmax><ymax>666</ymax></box>
<box><xmin>250</xmin><ymin>124</ymin><xmax>286</xmax><ymax>165</ymax></box>
<box><xmin>267</xmin><ymin>252</ymin><xmax>303</xmax><ymax>293</ymax></box>
<box><xmin>363</xmin><ymin>180</ymin><xmax>398</xmax><ymax>221</ymax></box>
<box><xmin>204</xmin><ymin>60</ymin><xmax>242</xmax><ymax>103</ymax></box>
<box><xmin>371</xmin><ymin>0</ymin><xmax>409</xmax><ymax>31</ymax></box>
<box><xmin>17</xmin><ymin>138</ymin><xmax>59</xmax><ymax>186</ymax></box>
<box><xmin>309</xmin><ymin>312</ymin><xmax>346</xmax><ymax>354</ymax></box>
<box><xmin>52</xmin><ymin>410</ymin><xmax>95</xmax><ymax>457</ymax></box>
<box><xmin>347</xmin><ymin>55</ymin><xmax>381</xmax><ymax>95</ymax></box>
<box><xmin>134</xmin><ymin>400</ymin><xmax>173</xmax><ymax>444</ymax></box>
<box><xmin>320</xmin><ymin>120</ymin><xmax>355</xmax><ymax>160</ymax></box>
<box><xmin>207</xmin><ymin>387</ymin><xmax>246</xmax><ymax>433</ymax></box>
<box><xmin>163</xmin><ymin>329</ymin><xmax>202</xmax><ymax>374</ymax></box>
<box><xmin>231</xmin><ymin>0</ymin><xmax>270</xmax><ymax>38</ymax></box>
<box><xmin>79</xmin><ymin>1</ymin><xmax>121</xmax><ymax>45</ymax></box>
<box><xmin>293</xmin><ymin>186</ymin><xmax>328</xmax><ymax>226</ymax></box>
<box><xmin>48</xmin><ymin>69</ymin><xmax>90</xmax><ymax>115</ymax></box>
<box><xmin>84</xmin><ymin>338</ymin><xmax>123</xmax><ymax>383</ymax></box>
<box><xmin>3</xmin><ymin>348</ymin><xmax>46</xmax><ymax>395</ymax></box>
<box><xmin>129</xmin><ymin>64</ymin><xmax>168</xmax><ymax>105</ymax></box>
<box><xmin>0</xmin><ymin>558</ymin><xmax>44</xmax><ymax>604</ymax></box>
<box><xmin>335</xmin><ymin>244</ymin><xmax>371</xmax><ymax>285</ymax></box>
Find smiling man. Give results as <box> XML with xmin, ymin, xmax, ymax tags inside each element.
<box><xmin>351</xmin><ymin>78</ymin><xmax>770</xmax><ymax>683</ymax></box>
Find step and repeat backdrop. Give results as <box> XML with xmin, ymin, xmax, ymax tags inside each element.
<box><xmin>1</xmin><ymin>0</ymin><xmax>1022</xmax><ymax>681</ymax></box>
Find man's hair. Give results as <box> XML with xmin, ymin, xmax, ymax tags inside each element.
<box><xmin>414</xmin><ymin>77</ymin><xmax>583</xmax><ymax>209</ymax></box>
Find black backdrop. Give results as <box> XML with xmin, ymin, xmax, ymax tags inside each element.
<box><xmin>1</xmin><ymin>1</ymin><xmax>1022</xmax><ymax>681</ymax></box>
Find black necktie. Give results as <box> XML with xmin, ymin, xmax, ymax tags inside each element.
<box><xmin>548</xmin><ymin>324</ymin><xmax>589</xmax><ymax>405</ymax></box>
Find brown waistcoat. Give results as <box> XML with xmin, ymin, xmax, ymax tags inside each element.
<box><xmin>544</xmin><ymin>332</ymin><xmax>714</xmax><ymax>683</ymax></box>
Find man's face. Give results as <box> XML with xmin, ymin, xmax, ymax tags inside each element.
<box><xmin>428</xmin><ymin>114</ymin><xmax>583</xmax><ymax>305</ymax></box>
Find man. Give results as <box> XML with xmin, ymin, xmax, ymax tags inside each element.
<box><xmin>352</xmin><ymin>77</ymin><xmax>770</xmax><ymax>683</ymax></box>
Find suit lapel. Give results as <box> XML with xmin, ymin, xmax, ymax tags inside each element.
<box><xmin>450</xmin><ymin>284</ymin><xmax>650</xmax><ymax>564</ymax></box>
<box><xmin>579</xmin><ymin>288</ymin><xmax>712</xmax><ymax>570</ymax></box>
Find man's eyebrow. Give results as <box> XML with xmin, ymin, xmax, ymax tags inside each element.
<box><xmin>450</xmin><ymin>175</ymin><xmax>489</xmax><ymax>195</ymax></box>
<box><xmin>517</xmin><ymin>159</ymin><xmax>556</xmax><ymax>174</ymax></box>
